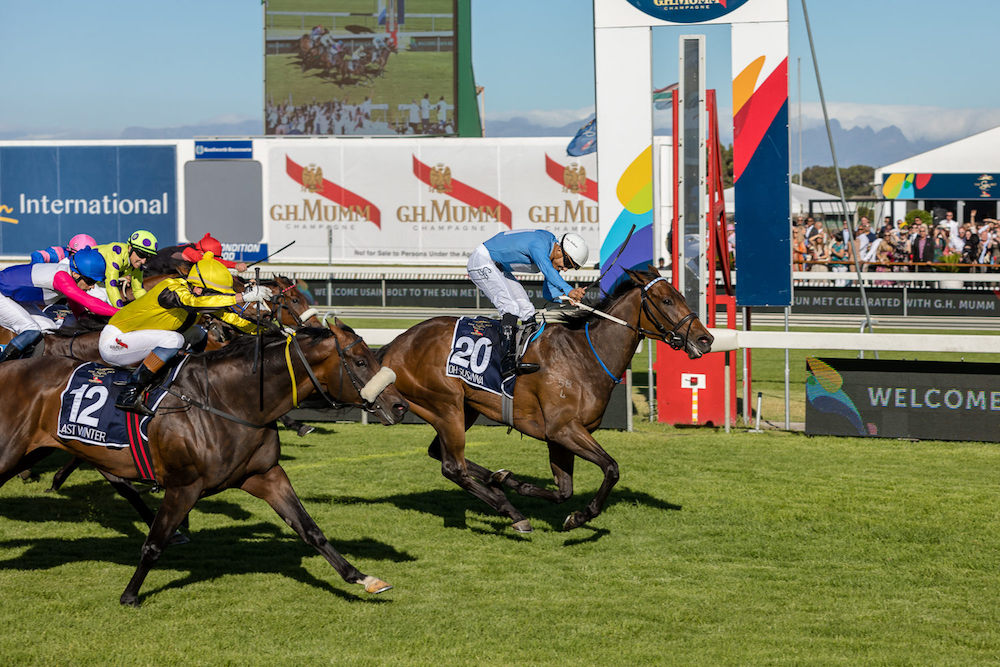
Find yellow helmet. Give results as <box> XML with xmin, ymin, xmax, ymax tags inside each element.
<box><xmin>187</xmin><ymin>252</ymin><xmax>235</xmax><ymax>295</ymax></box>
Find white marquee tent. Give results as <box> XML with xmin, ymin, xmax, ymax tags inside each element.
<box><xmin>724</xmin><ymin>182</ymin><xmax>839</xmax><ymax>218</ymax></box>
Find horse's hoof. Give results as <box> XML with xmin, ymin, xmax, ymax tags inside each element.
<box><xmin>361</xmin><ymin>575</ymin><xmax>392</xmax><ymax>594</ymax></box>
<box><xmin>562</xmin><ymin>511</ymin><xmax>586</xmax><ymax>531</ymax></box>
<box><xmin>296</xmin><ymin>424</ymin><xmax>315</xmax><ymax>437</ymax></box>
<box><xmin>490</xmin><ymin>469</ymin><xmax>512</xmax><ymax>486</ymax></box>
<box><xmin>120</xmin><ymin>594</ymin><xmax>141</xmax><ymax>608</ymax></box>
<box><xmin>168</xmin><ymin>531</ymin><xmax>190</xmax><ymax>546</ymax></box>
<box><xmin>512</xmin><ymin>519</ymin><xmax>533</xmax><ymax>533</ymax></box>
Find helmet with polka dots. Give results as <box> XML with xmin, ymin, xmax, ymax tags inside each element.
<box><xmin>128</xmin><ymin>229</ymin><xmax>158</xmax><ymax>258</ymax></box>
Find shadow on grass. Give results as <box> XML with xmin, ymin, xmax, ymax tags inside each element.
<box><xmin>0</xmin><ymin>516</ymin><xmax>413</xmax><ymax>605</ymax></box>
<box><xmin>0</xmin><ymin>478</ymin><xmax>257</xmax><ymax>538</ymax></box>
<box><xmin>305</xmin><ymin>481</ymin><xmax>682</xmax><ymax>538</ymax></box>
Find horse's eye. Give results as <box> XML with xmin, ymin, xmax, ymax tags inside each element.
<box><xmin>356</xmin><ymin>359</ymin><xmax>367</xmax><ymax>368</ymax></box>
<box><xmin>662</xmin><ymin>298</ymin><xmax>673</xmax><ymax>306</ymax></box>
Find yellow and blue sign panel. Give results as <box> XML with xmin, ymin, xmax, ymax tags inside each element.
<box><xmin>882</xmin><ymin>173</ymin><xmax>1000</xmax><ymax>200</ymax></box>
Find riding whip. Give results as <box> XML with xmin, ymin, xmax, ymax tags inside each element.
<box><xmin>588</xmin><ymin>224</ymin><xmax>636</xmax><ymax>296</ymax></box>
<box><xmin>254</xmin><ymin>267</ymin><xmax>264</xmax><ymax>411</ymax></box>
<box><xmin>246</xmin><ymin>240</ymin><xmax>296</xmax><ymax>269</ymax></box>
<box><xmin>558</xmin><ymin>295</ymin><xmax>629</xmax><ymax>327</ymax></box>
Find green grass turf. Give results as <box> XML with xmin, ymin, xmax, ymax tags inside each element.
<box><xmin>2</xmin><ymin>422</ymin><xmax>999</xmax><ymax>664</ymax></box>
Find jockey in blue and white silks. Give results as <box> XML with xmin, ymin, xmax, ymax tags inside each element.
<box><xmin>0</xmin><ymin>248</ymin><xmax>116</xmax><ymax>362</ymax></box>
<box><xmin>466</xmin><ymin>229</ymin><xmax>588</xmax><ymax>378</ymax></box>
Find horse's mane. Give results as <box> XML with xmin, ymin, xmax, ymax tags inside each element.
<box><xmin>558</xmin><ymin>278</ymin><xmax>637</xmax><ymax>330</ymax></box>
<box><xmin>49</xmin><ymin>317</ymin><xmax>107</xmax><ymax>337</ymax></box>
<box><xmin>200</xmin><ymin>326</ymin><xmax>334</xmax><ymax>364</ymax></box>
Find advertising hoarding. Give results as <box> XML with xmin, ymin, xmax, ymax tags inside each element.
<box><xmin>266</xmin><ymin>138</ymin><xmax>599</xmax><ymax>264</ymax></box>
<box><xmin>0</xmin><ymin>145</ymin><xmax>177</xmax><ymax>255</ymax></box>
<box><xmin>806</xmin><ymin>357</ymin><xmax>1000</xmax><ymax>443</ymax></box>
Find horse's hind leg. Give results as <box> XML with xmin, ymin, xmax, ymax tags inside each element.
<box><xmin>241</xmin><ymin>464</ymin><xmax>390</xmax><ymax>595</ymax></box>
<box><xmin>0</xmin><ymin>447</ymin><xmax>54</xmax><ymax>487</ymax></box>
<box><xmin>48</xmin><ymin>456</ymin><xmax>83</xmax><ymax>491</ymax></box>
<box><xmin>491</xmin><ymin>441</ymin><xmax>576</xmax><ymax>504</ymax></box>
<box><xmin>432</xmin><ymin>415</ymin><xmax>533</xmax><ymax>532</ymax></box>
<box><xmin>97</xmin><ymin>470</ymin><xmax>190</xmax><ymax>545</ymax></box>
<box><xmin>120</xmin><ymin>484</ymin><xmax>200</xmax><ymax>607</ymax></box>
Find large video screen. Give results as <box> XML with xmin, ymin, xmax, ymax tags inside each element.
<box><xmin>264</xmin><ymin>0</ymin><xmax>456</xmax><ymax>136</ymax></box>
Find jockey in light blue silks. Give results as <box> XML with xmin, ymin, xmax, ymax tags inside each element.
<box><xmin>466</xmin><ymin>229</ymin><xmax>588</xmax><ymax>378</ymax></box>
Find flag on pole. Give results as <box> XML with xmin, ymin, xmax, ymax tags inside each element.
<box><xmin>652</xmin><ymin>83</ymin><xmax>678</xmax><ymax>110</ymax></box>
<box><xmin>566</xmin><ymin>117</ymin><xmax>596</xmax><ymax>156</ymax></box>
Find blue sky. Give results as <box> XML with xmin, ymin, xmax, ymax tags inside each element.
<box><xmin>3</xmin><ymin>0</ymin><xmax>1000</xmax><ymax>146</ymax></box>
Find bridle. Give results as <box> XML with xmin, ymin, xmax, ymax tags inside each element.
<box><xmin>165</xmin><ymin>330</ymin><xmax>385</xmax><ymax>428</ymax></box>
<box><xmin>267</xmin><ymin>281</ymin><xmax>320</xmax><ymax>328</ymax></box>
<box><xmin>284</xmin><ymin>331</ymin><xmax>380</xmax><ymax>412</ymax></box>
<box><xmin>636</xmin><ymin>277</ymin><xmax>698</xmax><ymax>351</ymax></box>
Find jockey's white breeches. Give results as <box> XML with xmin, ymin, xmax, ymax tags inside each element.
<box><xmin>0</xmin><ymin>295</ymin><xmax>58</xmax><ymax>334</ymax></box>
<box><xmin>467</xmin><ymin>244</ymin><xmax>535</xmax><ymax>321</ymax></box>
<box><xmin>99</xmin><ymin>324</ymin><xmax>184</xmax><ymax>367</ymax></box>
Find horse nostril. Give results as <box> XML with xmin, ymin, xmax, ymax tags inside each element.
<box><xmin>699</xmin><ymin>336</ymin><xmax>713</xmax><ymax>347</ymax></box>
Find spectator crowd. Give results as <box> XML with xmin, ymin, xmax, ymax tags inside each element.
<box><xmin>793</xmin><ymin>209</ymin><xmax>1000</xmax><ymax>283</ymax></box>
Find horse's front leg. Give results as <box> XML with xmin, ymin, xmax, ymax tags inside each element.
<box><xmin>120</xmin><ymin>484</ymin><xmax>200</xmax><ymax>607</ymax></box>
<box><xmin>240</xmin><ymin>464</ymin><xmax>391</xmax><ymax>595</ymax></box>
<box><xmin>549</xmin><ymin>424</ymin><xmax>619</xmax><ymax>530</ymax></box>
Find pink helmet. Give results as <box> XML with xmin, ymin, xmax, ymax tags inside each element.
<box><xmin>67</xmin><ymin>233</ymin><xmax>97</xmax><ymax>254</ymax></box>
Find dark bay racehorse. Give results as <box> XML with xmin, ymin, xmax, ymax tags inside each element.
<box><xmin>7</xmin><ymin>275</ymin><xmax>324</xmax><ymax>487</ymax></box>
<box><xmin>0</xmin><ymin>325</ymin><xmax>408</xmax><ymax>605</ymax></box>
<box><xmin>378</xmin><ymin>267</ymin><xmax>713</xmax><ymax>533</ymax></box>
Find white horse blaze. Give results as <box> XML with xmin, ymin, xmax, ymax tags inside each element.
<box><xmin>360</xmin><ymin>367</ymin><xmax>396</xmax><ymax>402</ymax></box>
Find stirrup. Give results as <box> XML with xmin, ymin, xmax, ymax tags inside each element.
<box><xmin>116</xmin><ymin>387</ymin><xmax>154</xmax><ymax>416</ymax></box>
<box><xmin>515</xmin><ymin>362</ymin><xmax>540</xmax><ymax>375</ymax></box>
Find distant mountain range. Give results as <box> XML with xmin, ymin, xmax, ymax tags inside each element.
<box><xmin>120</xmin><ymin>119</ymin><xmax>262</xmax><ymax>140</ymax></box>
<box><xmin>486</xmin><ymin>116</ymin><xmax>947</xmax><ymax>170</ymax></box>
<box><xmin>15</xmin><ymin>115</ymin><xmax>943</xmax><ymax>171</ymax></box>
<box><xmin>793</xmin><ymin>119</ymin><xmax>943</xmax><ymax>170</ymax></box>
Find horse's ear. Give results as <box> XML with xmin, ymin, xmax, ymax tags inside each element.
<box><xmin>646</xmin><ymin>263</ymin><xmax>662</xmax><ymax>277</ymax></box>
<box><xmin>623</xmin><ymin>267</ymin><xmax>643</xmax><ymax>284</ymax></box>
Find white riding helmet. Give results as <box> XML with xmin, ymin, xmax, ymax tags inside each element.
<box><xmin>559</xmin><ymin>233</ymin><xmax>589</xmax><ymax>270</ymax></box>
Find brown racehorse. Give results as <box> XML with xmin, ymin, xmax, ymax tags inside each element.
<box><xmin>11</xmin><ymin>276</ymin><xmax>325</xmax><ymax>491</ymax></box>
<box><xmin>0</xmin><ymin>325</ymin><xmax>408</xmax><ymax>606</ymax></box>
<box><xmin>377</xmin><ymin>267</ymin><xmax>714</xmax><ymax>533</ymax></box>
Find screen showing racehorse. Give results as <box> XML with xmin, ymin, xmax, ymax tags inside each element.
<box><xmin>264</xmin><ymin>0</ymin><xmax>456</xmax><ymax>137</ymax></box>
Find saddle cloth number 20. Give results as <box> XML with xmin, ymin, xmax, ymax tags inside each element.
<box><xmin>448</xmin><ymin>335</ymin><xmax>493</xmax><ymax>375</ymax></box>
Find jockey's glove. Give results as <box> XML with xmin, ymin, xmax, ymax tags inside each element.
<box><xmin>242</xmin><ymin>285</ymin><xmax>268</xmax><ymax>304</ymax></box>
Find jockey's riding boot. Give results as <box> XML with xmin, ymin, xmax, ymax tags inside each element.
<box><xmin>115</xmin><ymin>364</ymin><xmax>158</xmax><ymax>417</ymax></box>
<box><xmin>514</xmin><ymin>313</ymin><xmax>540</xmax><ymax>375</ymax></box>
<box><xmin>499</xmin><ymin>313</ymin><xmax>518</xmax><ymax>379</ymax></box>
<box><xmin>116</xmin><ymin>351</ymin><xmax>171</xmax><ymax>417</ymax></box>
<box><xmin>0</xmin><ymin>330</ymin><xmax>43</xmax><ymax>363</ymax></box>
<box><xmin>500</xmin><ymin>313</ymin><xmax>540</xmax><ymax>378</ymax></box>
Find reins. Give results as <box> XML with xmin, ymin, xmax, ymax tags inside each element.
<box><xmin>564</xmin><ymin>276</ymin><xmax>697</xmax><ymax>351</ymax></box>
<box><xmin>165</xmin><ymin>330</ymin><xmax>377</xmax><ymax>428</ymax></box>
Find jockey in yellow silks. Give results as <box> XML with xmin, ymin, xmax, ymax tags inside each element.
<box><xmin>93</xmin><ymin>229</ymin><xmax>159</xmax><ymax>308</ymax></box>
<box><xmin>98</xmin><ymin>252</ymin><xmax>269</xmax><ymax>415</ymax></box>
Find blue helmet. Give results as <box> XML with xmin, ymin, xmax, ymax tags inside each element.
<box><xmin>69</xmin><ymin>247</ymin><xmax>106</xmax><ymax>283</ymax></box>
